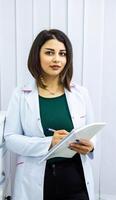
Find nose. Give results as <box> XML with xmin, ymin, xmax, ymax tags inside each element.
<box><xmin>52</xmin><ymin>53</ymin><xmax>60</xmax><ymax>63</ymax></box>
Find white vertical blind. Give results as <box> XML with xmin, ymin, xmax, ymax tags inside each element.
<box><xmin>68</xmin><ymin>0</ymin><xmax>84</xmax><ymax>84</ymax></box>
<box><xmin>50</xmin><ymin>0</ymin><xmax>68</xmax><ymax>33</ymax></box>
<box><xmin>16</xmin><ymin>0</ymin><xmax>34</xmax><ymax>86</ymax></box>
<box><xmin>33</xmin><ymin>0</ymin><xmax>50</xmax><ymax>36</ymax></box>
<box><xmin>100</xmin><ymin>0</ymin><xmax>116</xmax><ymax>197</ymax></box>
<box><xmin>0</xmin><ymin>0</ymin><xmax>16</xmax><ymax>110</ymax></box>
<box><xmin>83</xmin><ymin>0</ymin><xmax>104</xmax><ymax>196</ymax></box>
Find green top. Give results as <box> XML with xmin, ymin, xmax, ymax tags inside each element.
<box><xmin>39</xmin><ymin>94</ymin><xmax>74</xmax><ymax>163</ymax></box>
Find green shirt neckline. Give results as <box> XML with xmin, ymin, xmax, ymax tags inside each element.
<box><xmin>39</xmin><ymin>93</ymin><xmax>74</xmax><ymax>136</ymax></box>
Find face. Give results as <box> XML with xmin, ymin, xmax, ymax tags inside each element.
<box><xmin>40</xmin><ymin>39</ymin><xmax>67</xmax><ymax>78</ymax></box>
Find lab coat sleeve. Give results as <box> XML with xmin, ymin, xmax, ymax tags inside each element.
<box><xmin>4</xmin><ymin>88</ymin><xmax>52</xmax><ymax>157</ymax></box>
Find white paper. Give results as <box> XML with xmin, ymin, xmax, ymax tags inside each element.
<box><xmin>39</xmin><ymin>122</ymin><xmax>106</xmax><ymax>163</ymax></box>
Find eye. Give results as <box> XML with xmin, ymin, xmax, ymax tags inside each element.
<box><xmin>59</xmin><ymin>52</ymin><xmax>66</xmax><ymax>57</ymax></box>
<box><xmin>45</xmin><ymin>51</ymin><xmax>54</xmax><ymax>56</ymax></box>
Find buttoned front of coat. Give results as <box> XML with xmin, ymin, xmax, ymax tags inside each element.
<box><xmin>4</xmin><ymin>82</ymin><xmax>95</xmax><ymax>200</ymax></box>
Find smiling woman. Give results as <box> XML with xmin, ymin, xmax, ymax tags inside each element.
<box><xmin>4</xmin><ymin>29</ymin><xmax>95</xmax><ymax>200</ymax></box>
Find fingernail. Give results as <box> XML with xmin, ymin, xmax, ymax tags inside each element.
<box><xmin>76</xmin><ymin>139</ymin><xmax>80</xmax><ymax>143</ymax></box>
<box><xmin>68</xmin><ymin>146</ymin><xmax>73</xmax><ymax>150</ymax></box>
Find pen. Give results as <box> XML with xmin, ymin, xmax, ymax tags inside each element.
<box><xmin>47</xmin><ymin>128</ymin><xmax>56</xmax><ymax>132</ymax></box>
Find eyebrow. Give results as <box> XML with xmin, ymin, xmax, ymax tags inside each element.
<box><xmin>45</xmin><ymin>48</ymin><xmax>66</xmax><ymax>51</ymax></box>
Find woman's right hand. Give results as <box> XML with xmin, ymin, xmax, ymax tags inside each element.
<box><xmin>51</xmin><ymin>130</ymin><xmax>69</xmax><ymax>147</ymax></box>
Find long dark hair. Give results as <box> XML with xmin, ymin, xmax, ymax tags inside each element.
<box><xmin>28</xmin><ymin>29</ymin><xmax>73</xmax><ymax>91</ymax></box>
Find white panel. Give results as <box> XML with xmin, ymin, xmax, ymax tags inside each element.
<box><xmin>68</xmin><ymin>0</ymin><xmax>84</xmax><ymax>84</ymax></box>
<box><xmin>33</xmin><ymin>0</ymin><xmax>50</xmax><ymax>37</ymax></box>
<box><xmin>50</xmin><ymin>0</ymin><xmax>67</xmax><ymax>33</ymax></box>
<box><xmin>96</xmin><ymin>194</ymin><xmax>116</xmax><ymax>200</ymax></box>
<box><xmin>0</xmin><ymin>0</ymin><xmax>16</xmax><ymax>110</ymax></box>
<box><xmin>100</xmin><ymin>0</ymin><xmax>116</xmax><ymax>196</ymax></box>
<box><xmin>100</xmin><ymin>194</ymin><xmax>116</xmax><ymax>200</ymax></box>
<box><xmin>83</xmin><ymin>0</ymin><xmax>104</xmax><ymax>119</ymax></box>
<box><xmin>16</xmin><ymin>0</ymin><xmax>34</xmax><ymax>86</ymax></box>
<box><xmin>83</xmin><ymin>0</ymin><xmax>104</xmax><ymax>195</ymax></box>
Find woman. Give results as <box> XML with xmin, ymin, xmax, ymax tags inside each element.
<box><xmin>4</xmin><ymin>29</ymin><xmax>95</xmax><ymax>200</ymax></box>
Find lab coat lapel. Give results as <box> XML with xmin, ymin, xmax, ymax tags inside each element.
<box><xmin>26</xmin><ymin>89</ymin><xmax>39</xmax><ymax>118</ymax></box>
<box><xmin>23</xmin><ymin>84</ymin><xmax>44</xmax><ymax>134</ymax></box>
<box><xmin>65</xmin><ymin>87</ymin><xmax>85</xmax><ymax>129</ymax></box>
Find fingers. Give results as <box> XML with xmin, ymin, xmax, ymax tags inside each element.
<box><xmin>54</xmin><ymin>130</ymin><xmax>68</xmax><ymax>140</ymax></box>
<box><xmin>51</xmin><ymin>130</ymin><xmax>69</xmax><ymax>147</ymax></box>
<box><xmin>69</xmin><ymin>139</ymin><xmax>94</xmax><ymax>155</ymax></box>
<box><xmin>55</xmin><ymin>130</ymin><xmax>69</xmax><ymax>135</ymax></box>
<box><xmin>77</xmin><ymin>139</ymin><xmax>93</xmax><ymax>146</ymax></box>
<box><xmin>69</xmin><ymin>144</ymin><xmax>90</xmax><ymax>154</ymax></box>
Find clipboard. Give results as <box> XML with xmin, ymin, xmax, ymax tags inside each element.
<box><xmin>39</xmin><ymin>122</ymin><xmax>106</xmax><ymax>163</ymax></box>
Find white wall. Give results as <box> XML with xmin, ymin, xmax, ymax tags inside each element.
<box><xmin>0</xmin><ymin>0</ymin><xmax>116</xmax><ymax>199</ymax></box>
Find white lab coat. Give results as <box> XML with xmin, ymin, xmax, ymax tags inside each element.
<box><xmin>4</xmin><ymin>82</ymin><xmax>95</xmax><ymax>200</ymax></box>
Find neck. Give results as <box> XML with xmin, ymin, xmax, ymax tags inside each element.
<box><xmin>39</xmin><ymin>76</ymin><xmax>64</xmax><ymax>97</ymax></box>
<box><xmin>46</xmin><ymin>81</ymin><xmax>63</xmax><ymax>96</ymax></box>
<box><xmin>41</xmin><ymin>75</ymin><xmax>62</xmax><ymax>89</ymax></box>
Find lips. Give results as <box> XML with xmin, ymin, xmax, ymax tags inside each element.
<box><xmin>50</xmin><ymin>65</ymin><xmax>61</xmax><ymax>70</ymax></box>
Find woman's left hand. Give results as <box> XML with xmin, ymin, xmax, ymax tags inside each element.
<box><xmin>69</xmin><ymin>139</ymin><xmax>94</xmax><ymax>155</ymax></box>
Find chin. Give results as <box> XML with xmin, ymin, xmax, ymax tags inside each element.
<box><xmin>48</xmin><ymin>71</ymin><xmax>62</xmax><ymax>76</ymax></box>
